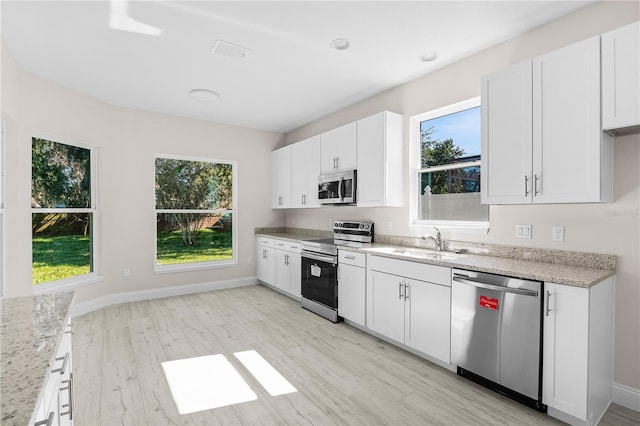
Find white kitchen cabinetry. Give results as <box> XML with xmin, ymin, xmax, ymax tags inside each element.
<box><xmin>256</xmin><ymin>237</ymin><xmax>276</xmax><ymax>286</ymax></box>
<box><xmin>367</xmin><ymin>255</ymin><xmax>451</xmax><ymax>363</ymax></box>
<box><xmin>543</xmin><ymin>278</ymin><xmax>614</xmax><ymax>426</ymax></box>
<box><xmin>291</xmin><ymin>135</ymin><xmax>321</xmax><ymax>208</ymax></box>
<box><xmin>270</xmin><ymin>146</ymin><xmax>291</xmax><ymax>209</ymax></box>
<box><xmin>33</xmin><ymin>318</ymin><xmax>74</xmax><ymax>426</ymax></box>
<box><xmin>602</xmin><ymin>21</ymin><xmax>640</xmax><ymax>133</ymax></box>
<box><xmin>481</xmin><ymin>36</ymin><xmax>612</xmax><ymax>204</ymax></box>
<box><xmin>274</xmin><ymin>240</ymin><xmax>302</xmax><ymax>298</ymax></box>
<box><xmin>356</xmin><ymin>111</ymin><xmax>404</xmax><ymax>207</ymax></box>
<box><xmin>320</xmin><ymin>122</ymin><xmax>357</xmax><ymax>174</ymax></box>
<box><xmin>338</xmin><ymin>250</ymin><xmax>366</xmax><ymax>326</ymax></box>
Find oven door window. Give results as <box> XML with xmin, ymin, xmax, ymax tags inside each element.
<box><xmin>301</xmin><ymin>256</ymin><xmax>338</xmax><ymax>309</ymax></box>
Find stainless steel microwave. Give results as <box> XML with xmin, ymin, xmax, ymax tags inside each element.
<box><xmin>318</xmin><ymin>169</ymin><xmax>357</xmax><ymax>205</ymax></box>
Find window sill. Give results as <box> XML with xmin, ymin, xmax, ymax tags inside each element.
<box><xmin>155</xmin><ymin>259</ymin><xmax>237</xmax><ymax>274</ymax></box>
<box><xmin>410</xmin><ymin>221</ymin><xmax>490</xmax><ymax>235</ymax></box>
<box><xmin>32</xmin><ymin>273</ymin><xmax>104</xmax><ymax>295</ymax></box>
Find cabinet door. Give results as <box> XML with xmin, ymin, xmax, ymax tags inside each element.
<box><xmin>291</xmin><ymin>142</ymin><xmax>307</xmax><ymax>208</ymax></box>
<box><xmin>338</xmin><ymin>264</ymin><xmax>366</xmax><ymax>326</ymax></box>
<box><xmin>336</xmin><ymin>122</ymin><xmax>357</xmax><ymax>171</ymax></box>
<box><xmin>288</xmin><ymin>252</ymin><xmax>301</xmax><ymax>298</ymax></box>
<box><xmin>320</xmin><ymin>128</ymin><xmax>338</xmax><ymax>174</ymax></box>
<box><xmin>356</xmin><ymin>112</ymin><xmax>404</xmax><ymax>207</ymax></box>
<box><xmin>257</xmin><ymin>246</ymin><xmax>275</xmax><ymax>285</ymax></box>
<box><xmin>304</xmin><ymin>136</ymin><xmax>321</xmax><ymax>208</ymax></box>
<box><xmin>481</xmin><ymin>60</ymin><xmax>533</xmax><ymax>204</ymax></box>
<box><xmin>404</xmin><ymin>279</ymin><xmax>451</xmax><ymax>363</ymax></box>
<box><xmin>543</xmin><ymin>282</ymin><xmax>589</xmax><ymax>419</ymax></box>
<box><xmin>602</xmin><ymin>22</ymin><xmax>640</xmax><ymax>131</ymax></box>
<box><xmin>275</xmin><ymin>250</ymin><xmax>291</xmax><ymax>293</ymax></box>
<box><xmin>533</xmin><ymin>36</ymin><xmax>602</xmax><ymax>203</ymax></box>
<box><xmin>369</xmin><ymin>271</ymin><xmax>405</xmax><ymax>343</ymax></box>
<box><xmin>270</xmin><ymin>146</ymin><xmax>291</xmax><ymax>208</ymax></box>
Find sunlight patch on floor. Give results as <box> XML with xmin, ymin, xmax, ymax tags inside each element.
<box><xmin>234</xmin><ymin>350</ymin><xmax>297</xmax><ymax>396</ymax></box>
<box><xmin>161</xmin><ymin>354</ymin><xmax>257</xmax><ymax>414</ymax></box>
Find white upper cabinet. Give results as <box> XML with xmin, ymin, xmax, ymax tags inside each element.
<box><xmin>481</xmin><ymin>36</ymin><xmax>612</xmax><ymax>204</ymax></box>
<box><xmin>356</xmin><ymin>111</ymin><xmax>404</xmax><ymax>207</ymax></box>
<box><xmin>291</xmin><ymin>135</ymin><xmax>321</xmax><ymax>208</ymax></box>
<box><xmin>481</xmin><ymin>60</ymin><xmax>533</xmax><ymax>205</ymax></box>
<box><xmin>270</xmin><ymin>146</ymin><xmax>291</xmax><ymax>209</ymax></box>
<box><xmin>602</xmin><ymin>21</ymin><xmax>640</xmax><ymax>133</ymax></box>
<box><xmin>320</xmin><ymin>121</ymin><xmax>357</xmax><ymax>174</ymax></box>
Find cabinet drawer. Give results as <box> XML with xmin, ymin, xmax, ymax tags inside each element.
<box><xmin>257</xmin><ymin>237</ymin><xmax>276</xmax><ymax>248</ymax></box>
<box><xmin>368</xmin><ymin>254</ymin><xmax>451</xmax><ymax>286</ymax></box>
<box><xmin>339</xmin><ymin>250</ymin><xmax>366</xmax><ymax>267</ymax></box>
<box><xmin>275</xmin><ymin>240</ymin><xmax>301</xmax><ymax>253</ymax></box>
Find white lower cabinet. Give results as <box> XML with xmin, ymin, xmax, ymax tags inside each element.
<box><xmin>33</xmin><ymin>318</ymin><xmax>74</xmax><ymax>426</ymax></box>
<box><xmin>274</xmin><ymin>240</ymin><xmax>302</xmax><ymax>298</ymax></box>
<box><xmin>367</xmin><ymin>255</ymin><xmax>451</xmax><ymax>363</ymax></box>
<box><xmin>256</xmin><ymin>237</ymin><xmax>276</xmax><ymax>286</ymax></box>
<box><xmin>543</xmin><ymin>278</ymin><xmax>615</xmax><ymax>426</ymax></box>
<box><xmin>338</xmin><ymin>250</ymin><xmax>366</xmax><ymax>326</ymax></box>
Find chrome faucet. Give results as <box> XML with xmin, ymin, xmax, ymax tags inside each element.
<box><xmin>422</xmin><ymin>226</ymin><xmax>443</xmax><ymax>252</ymax></box>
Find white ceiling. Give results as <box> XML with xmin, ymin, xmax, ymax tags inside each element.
<box><xmin>1</xmin><ymin>1</ymin><xmax>595</xmax><ymax>133</ymax></box>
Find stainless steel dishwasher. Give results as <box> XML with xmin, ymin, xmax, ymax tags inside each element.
<box><xmin>451</xmin><ymin>268</ymin><xmax>545</xmax><ymax>412</ymax></box>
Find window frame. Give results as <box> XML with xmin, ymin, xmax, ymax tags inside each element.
<box><xmin>0</xmin><ymin>122</ymin><xmax>5</xmax><ymax>297</ymax></box>
<box><xmin>409</xmin><ymin>97</ymin><xmax>489</xmax><ymax>232</ymax></box>
<box><xmin>31</xmin><ymin>134</ymin><xmax>102</xmax><ymax>294</ymax></box>
<box><xmin>154</xmin><ymin>154</ymin><xmax>237</xmax><ymax>274</ymax></box>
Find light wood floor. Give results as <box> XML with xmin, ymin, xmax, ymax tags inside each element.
<box><xmin>73</xmin><ymin>285</ymin><xmax>639</xmax><ymax>425</ymax></box>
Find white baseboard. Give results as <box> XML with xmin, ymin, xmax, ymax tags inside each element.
<box><xmin>613</xmin><ymin>382</ymin><xmax>640</xmax><ymax>412</ymax></box>
<box><xmin>70</xmin><ymin>276</ymin><xmax>258</xmax><ymax>318</ymax></box>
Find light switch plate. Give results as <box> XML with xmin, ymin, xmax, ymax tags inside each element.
<box><xmin>516</xmin><ymin>224</ymin><xmax>532</xmax><ymax>239</ymax></box>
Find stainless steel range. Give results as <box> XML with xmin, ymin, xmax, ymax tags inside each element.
<box><xmin>300</xmin><ymin>220</ymin><xmax>374</xmax><ymax>322</ymax></box>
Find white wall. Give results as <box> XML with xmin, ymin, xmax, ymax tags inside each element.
<box><xmin>0</xmin><ymin>41</ymin><xmax>285</xmax><ymax>305</ymax></box>
<box><xmin>283</xmin><ymin>1</ymin><xmax>640</xmax><ymax>392</ymax></box>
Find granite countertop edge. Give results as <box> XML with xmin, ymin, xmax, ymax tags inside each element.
<box><xmin>255</xmin><ymin>231</ymin><xmax>614</xmax><ymax>288</ymax></box>
<box><xmin>1</xmin><ymin>291</ymin><xmax>75</xmax><ymax>426</ymax></box>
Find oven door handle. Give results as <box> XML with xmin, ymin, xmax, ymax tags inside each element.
<box><xmin>302</xmin><ymin>252</ymin><xmax>337</xmax><ymax>265</ymax></box>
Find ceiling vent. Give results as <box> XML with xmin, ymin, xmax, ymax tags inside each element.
<box><xmin>211</xmin><ymin>40</ymin><xmax>249</xmax><ymax>59</ymax></box>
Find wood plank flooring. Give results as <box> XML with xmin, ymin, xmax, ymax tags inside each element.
<box><xmin>72</xmin><ymin>285</ymin><xmax>639</xmax><ymax>425</ymax></box>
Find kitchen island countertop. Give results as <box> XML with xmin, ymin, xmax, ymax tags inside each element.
<box><xmin>1</xmin><ymin>291</ymin><xmax>75</xmax><ymax>426</ymax></box>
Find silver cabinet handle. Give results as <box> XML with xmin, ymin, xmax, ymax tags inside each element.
<box><xmin>34</xmin><ymin>411</ymin><xmax>55</xmax><ymax>426</ymax></box>
<box><xmin>404</xmin><ymin>282</ymin><xmax>410</xmax><ymax>301</ymax></box>
<box><xmin>52</xmin><ymin>352</ymin><xmax>69</xmax><ymax>374</ymax></box>
<box><xmin>398</xmin><ymin>281</ymin><xmax>403</xmax><ymax>300</ymax></box>
<box><xmin>525</xmin><ymin>175</ymin><xmax>529</xmax><ymax>197</ymax></box>
<box><xmin>60</xmin><ymin>374</ymin><xmax>74</xmax><ymax>419</ymax></box>
<box><xmin>546</xmin><ymin>291</ymin><xmax>552</xmax><ymax>317</ymax></box>
<box><xmin>534</xmin><ymin>174</ymin><xmax>540</xmax><ymax>196</ymax></box>
<box><xmin>344</xmin><ymin>255</ymin><xmax>355</xmax><ymax>260</ymax></box>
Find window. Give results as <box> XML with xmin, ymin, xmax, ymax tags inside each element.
<box><xmin>31</xmin><ymin>137</ymin><xmax>97</xmax><ymax>287</ymax></box>
<box><xmin>411</xmin><ymin>97</ymin><xmax>489</xmax><ymax>228</ymax></box>
<box><xmin>155</xmin><ymin>155</ymin><xmax>236</xmax><ymax>272</ymax></box>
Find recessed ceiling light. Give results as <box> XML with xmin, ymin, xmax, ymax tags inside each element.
<box><xmin>420</xmin><ymin>51</ymin><xmax>439</xmax><ymax>62</ymax></box>
<box><xmin>331</xmin><ymin>38</ymin><xmax>351</xmax><ymax>51</ymax></box>
<box><xmin>189</xmin><ymin>89</ymin><xmax>220</xmax><ymax>102</ymax></box>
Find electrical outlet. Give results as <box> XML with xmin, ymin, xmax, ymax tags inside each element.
<box><xmin>387</xmin><ymin>221</ymin><xmax>393</xmax><ymax>231</ymax></box>
<box><xmin>248</xmin><ymin>256</ymin><xmax>252</xmax><ymax>264</ymax></box>
<box><xmin>552</xmin><ymin>226</ymin><xmax>565</xmax><ymax>242</ymax></box>
<box><xmin>123</xmin><ymin>267</ymin><xmax>130</xmax><ymax>277</ymax></box>
<box><xmin>516</xmin><ymin>224</ymin><xmax>532</xmax><ymax>239</ymax></box>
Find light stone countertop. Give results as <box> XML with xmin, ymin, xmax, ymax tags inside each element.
<box><xmin>1</xmin><ymin>291</ymin><xmax>75</xmax><ymax>426</ymax></box>
<box><xmin>256</xmin><ymin>231</ymin><xmax>614</xmax><ymax>288</ymax></box>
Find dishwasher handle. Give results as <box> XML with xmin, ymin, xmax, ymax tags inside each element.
<box><xmin>452</xmin><ymin>275</ymin><xmax>539</xmax><ymax>297</ymax></box>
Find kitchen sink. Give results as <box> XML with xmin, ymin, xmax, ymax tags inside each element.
<box><xmin>364</xmin><ymin>246</ymin><xmax>463</xmax><ymax>261</ymax></box>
